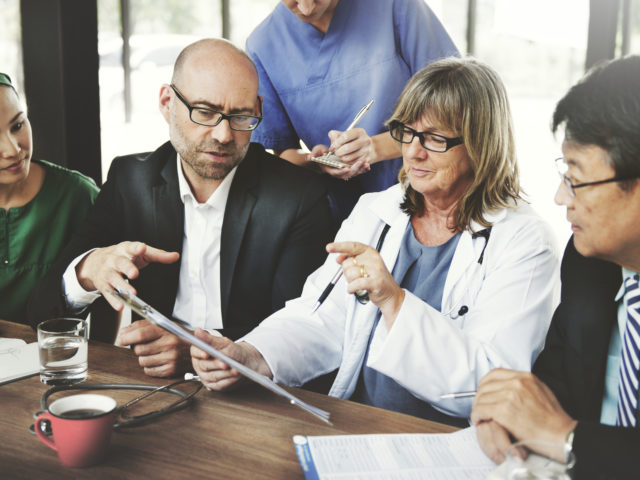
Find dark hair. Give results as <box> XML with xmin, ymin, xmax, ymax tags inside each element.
<box><xmin>553</xmin><ymin>55</ymin><xmax>640</xmax><ymax>189</ymax></box>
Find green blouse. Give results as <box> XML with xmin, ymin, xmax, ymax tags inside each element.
<box><xmin>0</xmin><ymin>160</ymin><xmax>99</xmax><ymax>324</ymax></box>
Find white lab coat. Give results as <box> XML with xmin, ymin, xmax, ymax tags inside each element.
<box><xmin>243</xmin><ymin>184</ymin><xmax>559</xmax><ymax>418</ymax></box>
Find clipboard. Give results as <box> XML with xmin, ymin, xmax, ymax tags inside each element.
<box><xmin>113</xmin><ymin>288</ymin><xmax>332</xmax><ymax>425</ymax></box>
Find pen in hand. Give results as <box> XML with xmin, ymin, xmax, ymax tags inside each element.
<box><xmin>440</xmin><ymin>391</ymin><xmax>476</xmax><ymax>399</ymax></box>
<box><xmin>311</xmin><ymin>224</ymin><xmax>391</xmax><ymax>314</ymax></box>
<box><xmin>311</xmin><ymin>99</ymin><xmax>375</xmax><ymax>169</ymax></box>
<box><xmin>310</xmin><ymin>268</ymin><xmax>344</xmax><ymax>314</ymax></box>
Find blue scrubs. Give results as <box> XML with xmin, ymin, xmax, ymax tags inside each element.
<box><xmin>246</xmin><ymin>0</ymin><xmax>458</xmax><ymax>223</ymax></box>
<box><xmin>352</xmin><ymin>223</ymin><xmax>466</xmax><ymax>426</ymax></box>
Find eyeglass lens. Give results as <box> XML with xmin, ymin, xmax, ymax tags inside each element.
<box><xmin>190</xmin><ymin>108</ymin><xmax>259</xmax><ymax>131</ymax></box>
<box><xmin>391</xmin><ymin>124</ymin><xmax>449</xmax><ymax>152</ymax></box>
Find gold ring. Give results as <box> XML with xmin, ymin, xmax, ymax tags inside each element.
<box><xmin>360</xmin><ymin>265</ymin><xmax>368</xmax><ymax>278</ymax></box>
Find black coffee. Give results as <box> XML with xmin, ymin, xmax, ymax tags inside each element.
<box><xmin>61</xmin><ymin>408</ymin><xmax>104</xmax><ymax>419</ymax></box>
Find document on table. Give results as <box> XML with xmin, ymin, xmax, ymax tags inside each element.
<box><xmin>293</xmin><ymin>426</ymin><xmax>496</xmax><ymax>479</ymax></box>
<box><xmin>0</xmin><ymin>338</ymin><xmax>39</xmax><ymax>385</ymax></box>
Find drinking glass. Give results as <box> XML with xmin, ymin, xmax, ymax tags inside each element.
<box><xmin>38</xmin><ymin>318</ymin><xmax>88</xmax><ymax>385</ymax></box>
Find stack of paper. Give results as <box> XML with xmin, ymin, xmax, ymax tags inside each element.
<box><xmin>293</xmin><ymin>426</ymin><xmax>496</xmax><ymax>479</ymax></box>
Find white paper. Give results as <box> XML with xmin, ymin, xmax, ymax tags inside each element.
<box><xmin>0</xmin><ymin>338</ymin><xmax>40</xmax><ymax>385</ymax></box>
<box><xmin>295</xmin><ymin>427</ymin><xmax>495</xmax><ymax>480</ymax></box>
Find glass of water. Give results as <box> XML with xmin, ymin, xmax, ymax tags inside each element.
<box><xmin>37</xmin><ymin>318</ymin><xmax>88</xmax><ymax>385</ymax></box>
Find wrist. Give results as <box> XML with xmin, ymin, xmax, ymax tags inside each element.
<box><xmin>380</xmin><ymin>288</ymin><xmax>405</xmax><ymax>327</ymax></box>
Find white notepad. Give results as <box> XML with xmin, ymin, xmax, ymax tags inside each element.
<box><xmin>0</xmin><ymin>338</ymin><xmax>40</xmax><ymax>385</ymax></box>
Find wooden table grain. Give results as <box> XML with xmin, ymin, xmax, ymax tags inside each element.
<box><xmin>0</xmin><ymin>320</ymin><xmax>457</xmax><ymax>479</ymax></box>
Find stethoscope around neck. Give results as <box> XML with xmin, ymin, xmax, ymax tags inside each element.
<box><xmin>442</xmin><ymin>227</ymin><xmax>492</xmax><ymax>320</ymax></box>
<box><xmin>367</xmin><ymin>223</ymin><xmax>492</xmax><ymax>319</ymax></box>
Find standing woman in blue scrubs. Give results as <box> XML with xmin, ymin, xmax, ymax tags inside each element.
<box><xmin>246</xmin><ymin>0</ymin><xmax>458</xmax><ymax>225</ymax></box>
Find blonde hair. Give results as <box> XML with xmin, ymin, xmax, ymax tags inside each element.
<box><xmin>388</xmin><ymin>57</ymin><xmax>522</xmax><ymax>230</ymax></box>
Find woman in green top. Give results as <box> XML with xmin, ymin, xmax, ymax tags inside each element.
<box><xmin>0</xmin><ymin>73</ymin><xmax>99</xmax><ymax>324</ymax></box>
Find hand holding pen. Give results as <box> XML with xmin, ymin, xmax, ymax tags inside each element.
<box><xmin>312</xmin><ymin>223</ymin><xmax>393</xmax><ymax>311</ymax></box>
<box><xmin>307</xmin><ymin>100</ymin><xmax>375</xmax><ymax>178</ymax></box>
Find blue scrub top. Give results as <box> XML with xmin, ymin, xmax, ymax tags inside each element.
<box><xmin>352</xmin><ymin>223</ymin><xmax>466</xmax><ymax>426</ymax></box>
<box><xmin>247</xmin><ymin>0</ymin><xmax>459</xmax><ymax>223</ymax></box>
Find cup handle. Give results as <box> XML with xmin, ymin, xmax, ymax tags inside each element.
<box><xmin>35</xmin><ymin>413</ymin><xmax>57</xmax><ymax>451</ymax></box>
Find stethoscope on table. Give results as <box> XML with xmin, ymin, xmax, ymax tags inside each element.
<box><xmin>317</xmin><ymin>223</ymin><xmax>492</xmax><ymax>319</ymax></box>
<box><xmin>29</xmin><ymin>376</ymin><xmax>203</xmax><ymax>436</ymax></box>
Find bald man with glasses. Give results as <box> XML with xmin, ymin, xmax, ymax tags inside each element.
<box><xmin>28</xmin><ymin>38</ymin><xmax>332</xmax><ymax>378</ymax></box>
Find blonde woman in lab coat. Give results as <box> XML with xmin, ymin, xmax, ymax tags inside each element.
<box><xmin>190</xmin><ymin>57</ymin><xmax>559</xmax><ymax>427</ymax></box>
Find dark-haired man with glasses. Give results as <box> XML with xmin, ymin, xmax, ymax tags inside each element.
<box><xmin>28</xmin><ymin>38</ymin><xmax>332</xmax><ymax>378</ymax></box>
<box><xmin>471</xmin><ymin>55</ymin><xmax>640</xmax><ymax>478</ymax></box>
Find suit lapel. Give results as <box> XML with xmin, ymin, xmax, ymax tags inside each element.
<box><xmin>220</xmin><ymin>148</ymin><xmax>259</xmax><ymax>319</ymax></box>
<box><xmin>153</xmin><ymin>147</ymin><xmax>184</xmax><ymax>254</ymax></box>
<box><xmin>148</xmin><ymin>146</ymin><xmax>184</xmax><ymax>309</ymax></box>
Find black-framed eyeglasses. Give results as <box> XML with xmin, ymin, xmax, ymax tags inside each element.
<box><xmin>170</xmin><ymin>84</ymin><xmax>262</xmax><ymax>131</ymax></box>
<box><xmin>555</xmin><ymin>157</ymin><xmax>639</xmax><ymax>198</ymax></box>
<box><xmin>388</xmin><ymin>120</ymin><xmax>463</xmax><ymax>153</ymax></box>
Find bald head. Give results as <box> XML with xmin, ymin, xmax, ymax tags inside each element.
<box><xmin>172</xmin><ymin>38</ymin><xmax>258</xmax><ymax>87</ymax></box>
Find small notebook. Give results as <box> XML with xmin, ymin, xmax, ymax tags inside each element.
<box><xmin>0</xmin><ymin>338</ymin><xmax>40</xmax><ymax>385</ymax></box>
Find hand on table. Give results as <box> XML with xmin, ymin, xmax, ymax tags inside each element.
<box><xmin>75</xmin><ymin>241</ymin><xmax>180</xmax><ymax>310</ymax></box>
<box><xmin>470</xmin><ymin>368</ymin><xmax>577</xmax><ymax>463</ymax></box>
<box><xmin>116</xmin><ymin>319</ymin><xmax>191</xmax><ymax>378</ymax></box>
<box><xmin>190</xmin><ymin>329</ymin><xmax>273</xmax><ymax>391</ymax></box>
<box><xmin>326</xmin><ymin>241</ymin><xmax>404</xmax><ymax>325</ymax></box>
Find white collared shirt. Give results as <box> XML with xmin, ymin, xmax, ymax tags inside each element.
<box><xmin>63</xmin><ymin>155</ymin><xmax>236</xmax><ymax>331</ymax></box>
<box><xmin>172</xmin><ymin>158</ymin><xmax>236</xmax><ymax>330</ymax></box>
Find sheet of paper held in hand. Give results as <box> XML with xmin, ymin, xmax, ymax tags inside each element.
<box><xmin>113</xmin><ymin>288</ymin><xmax>331</xmax><ymax>425</ymax></box>
<box><xmin>294</xmin><ymin>426</ymin><xmax>496</xmax><ymax>480</ymax></box>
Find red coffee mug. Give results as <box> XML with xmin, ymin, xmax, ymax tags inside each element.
<box><xmin>35</xmin><ymin>393</ymin><xmax>117</xmax><ymax>468</ymax></box>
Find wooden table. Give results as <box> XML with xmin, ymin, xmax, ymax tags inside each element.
<box><xmin>0</xmin><ymin>320</ymin><xmax>457</xmax><ymax>479</ymax></box>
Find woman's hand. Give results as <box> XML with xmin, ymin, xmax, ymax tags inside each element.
<box><xmin>326</xmin><ymin>241</ymin><xmax>404</xmax><ymax>326</ymax></box>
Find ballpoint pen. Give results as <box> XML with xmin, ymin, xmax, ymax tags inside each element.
<box><xmin>310</xmin><ymin>268</ymin><xmax>344</xmax><ymax>314</ymax></box>
<box><xmin>439</xmin><ymin>391</ymin><xmax>477</xmax><ymax>399</ymax></box>
<box><xmin>311</xmin><ymin>224</ymin><xmax>391</xmax><ymax>314</ymax></box>
<box><xmin>311</xmin><ymin>99</ymin><xmax>375</xmax><ymax>169</ymax></box>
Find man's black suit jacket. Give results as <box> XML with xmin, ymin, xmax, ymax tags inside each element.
<box><xmin>27</xmin><ymin>142</ymin><xmax>333</xmax><ymax>340</ymax></box>
<box><xmin>533</xmin><ymin>237</ymin><xmax>639</xmax><ymax>479</ymax></box>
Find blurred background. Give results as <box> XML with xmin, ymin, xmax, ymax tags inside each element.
<box><xmin>1</xmin><ymin>0</ymin><xmax>639</xmax><ymax>249</ymax></box>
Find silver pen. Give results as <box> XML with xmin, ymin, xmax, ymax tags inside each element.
<box><xmin>440</xmin><ymin>391</ymin><xmax>477</xmax><ymax>399</ymax></box>
<box><xmin>311</xmin><ymin>99</ymin><xmax>375</xmax><ymax>168</ymax></box>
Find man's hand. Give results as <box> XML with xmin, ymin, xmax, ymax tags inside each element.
<box><xmin>76</xmin><ymin>241</ymin><xmax>179</xmax><ymax>310</ymax></box>
<box><xmin>190</xmin><ymin>329</ymin><xmax>272</xmax><ymax>391</ymax></box>
<box><xmin>116</xmin><ymin>319</ymin><xmax>190</xmax><ymax>377</ymax></box>
<box><xmin>476</xmin><ymin>420</ymin><xmax>513</xmax><ymax>464</ymax></box>
<box><xmin>470</xmin><ymin>369</ymin><xmax>577</xmax><ymax>462</ymax></box>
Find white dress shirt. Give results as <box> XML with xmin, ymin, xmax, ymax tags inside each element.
<box><xmin>63</xmin><ymin>156</ymin><xmax>236</xmax><ymax>331</ymax></box>
<box><xmin>172</xmin><ymin>159</ymin><xmax>236</xmax><ymax>329</ymax></box>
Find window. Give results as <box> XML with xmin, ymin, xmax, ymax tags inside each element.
<box><xmin>435</xmin><ymin>0</ymin><xmax>589</xmax><ymax>246</ymax></box>
<box><xmin>0</xmin><ymin>0</ymin><xmax>23</xmax><ymax>98</ymax></box>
